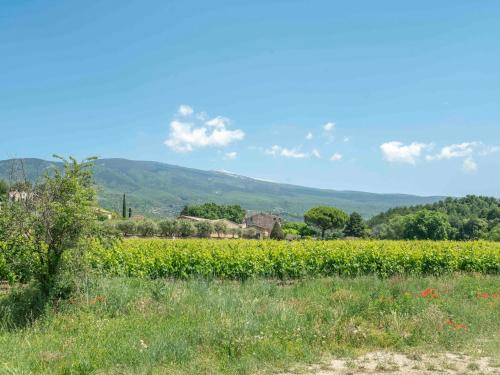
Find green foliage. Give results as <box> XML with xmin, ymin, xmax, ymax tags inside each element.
<box><xmin>242</xmin><ymin>227</ymin><xmax>257</xmax><ymax>239</ymax></box>
<box><xmin>461</xmin><ymin>218</ymin><xmax>488</xmax><ymax>240</ymax></box>
<box><xmin>270</xmin><ymin>221</ymin><xmax>285</xmax><ymax>240</ymax></box>
<box><xmin>115</xmin><ymin>220</ymin><xmax>137</xmax><ymax>236</ymax></box>
<box><xmin>369</xmin><ymin>195</ymin><xmax>500</xmax><ymax>241</ymax></box>
<box><xmin>136</xmin><ymin>220</ymin><xmax>158</xmax><ymax>237</ymax></box>
<box><xmin>304</xmin><ymin>206</ymin><xmax>349</xmax><ymax>239</ymax></box>
<box><xmin>402</xmin><ymin>210</ymin><xmax>451</xmax><ymax>240</ymax></box>
<box><xmin>213</xmin><ymin>221</ymin><xmax>228</xmax><ymax>237</ymax></box>
<box><xmin>344</xmin><ymin>212</ymin><xmax>367</xmax><ymax>237</ymax></box>
<box><xmin>182</xmin><ymin>202</ymin><xmax>246</xmax><ymax>223</ymax></box>
<box><xmin>195</xmin><ymin>221</ymin><xmax>213</xmax><ymax>238</ymax></box>
<box><xmin>0</xmin><ymin>156</ymin><xmax>115</xmax><ymax>294</ymax></box>
<box><xmin>0</xmin><ymin>179</ymin><xmax>8</xmax><ymax>201</ymax></box>
<box><xmin>158</xmin><ymin>219</ymin><xmax>179</xmax><ymax>237</ymax></box>
<box><xmin>281</xmin><ymin>221</ymin><xmax>316</xmax><ymax>238</ymax></box>
<box><xmin>122</xmin><ymin>194</ymin><xmax>126</xmax><ymax>219</ymax></box>
<box><xmin>87</xmin><ymin>239</ymin><xmax>500</xmax><ymax>280</ymax></box>
<box><xmin>178</xmin><ymin>220</ymin><xmax>196</xmax><ymax>238</ymax></box>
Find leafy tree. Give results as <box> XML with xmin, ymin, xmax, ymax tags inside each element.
<box><xmin>137</xmin><ymin>220</ymin><xmax>158</xmax><ymax>237</ymax></box>
<box><xmin>0</xmin><ymin>156</ymin><xmax>114</xmax><ymax>295</ymax></box>
<box><xmin>158</xmin><ymin>219</ymin><xmax>179</xmax><ymax>237</ymax></box>
<box><xmin>195</xmin><ymin>221</ymin><xmax>213</xmax><ymax>238</ymax></box>
<box><xmin>181</xmin><ymin>203</ymin><xmax>246</xmax><ymax>223</ymax></box>
<box><xmin>487</xmin><ymin>224</ymin><xmax>500</xmax><ymax>241</ymax></box>
<box><xmin>304</xmin><ymin>206</ymin><xmax>348</xmax><ymax>239</ymax></box>
<box><xmin>0</xmin><ymin>179</ymin><xmax>8</xmax><ymax>201</ymax></box>
<box><xmin>344</xmin><ymin>212</ymin><xmax>367</xmax><ymax>237</ymax></box>
<box><xmin>460</xmin><ymin>218</ymin><xmax>488</xmax><ymax>240</ymax></box>
<box><xmin>213</xmin><ymin>221</ymin><xmax>228</xmax><ymax>238</ymax></box>
<box><xmin>270</xmin><ymin>221</ymin><xmax>285</xmax><ymax>240</ymax></box>
<box><xmin>402</xmin><ymin>210</ymin><xmax>451</xmax><ymax>240</ymax></box>
<box><xmin>116</xmin><ymin>220</ymin><xmax>136</xmax><ymax>236</ymax></box>
<box><xmin>178</xmin><ymin>220</ymin><xmax>195</xmax><ymax>238</ymax></box>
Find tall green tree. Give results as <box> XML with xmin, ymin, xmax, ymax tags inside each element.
<box><xmin>460</xmin><ymin>218</ymin><xmax>488</xmax><ymax>240</ymax></box>
<box><xmin>0</xmin><ymin>179</ymin><xmax>8</xmax><ymax>201</ymax></box>
<box><xmin>122</xmin><ymin>194</ymin><xmax>127</xmax><ymax>219</ymax></box>
<box><xmin>402</xmin><ymin>210</ymin><xmax>451</xmax><ymax>240</ymax></box>
<box><xmin>304</xmin><ymin>206</ymin><xmax>348</xmax><ymax>239</ymax></box>
<box><xmin>270</xmin><ymin>221</ymin><xmax>285</xmax><ymax>240</ymax></box>
<box><xmin>344</xmin><ymin>212</ymin><xmax>367</xmax><ymax>237</ymax></box>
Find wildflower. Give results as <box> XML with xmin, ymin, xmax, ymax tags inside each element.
<box><xmin>447</xmin><ymin>319</ymin><xmax>467</xmax><ymax>330</ymax></box>
<box><xmin>139</xmin><ymin>339</ymin><xmax>148</xmax><ymax>351</ymax></box>
<box><xmin>420</xmin><ymin>288</ymin><xmax>438</xmax><ymax>298</ymax></box>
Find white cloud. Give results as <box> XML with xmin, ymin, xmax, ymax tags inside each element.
<box><xmin>206</xmin><ymin>116</ymin><xmax>230</xmax><ymax>129</ymax></box>
<box><xmin>479</xmin><ymin>145</ymin><xmax>500</xmax><ymax>156</ymax></box>
<box><xmin>177</xmin><ymin>104</ymin><xmax>194</xmax><ymax>116</ymax></box>
<box><xmin>462</xmin><ymin>157</ymin><xmax>477</xmax><ymax>173</ymax></box>
<box><xmin>323</xmin><ymin>122</ymin><xmax>335</xmax><ymax>131</ymax></box>
<box><xmin>343</xmin><ymin>137</ymin><xmax>350</xmax><ymax>143</ymax></box>
<box><xmin>224</xmin><ymin>151</ymin><xmax>238</xmax><ymax>160</ymax></box>
<box><xmin>165</xmin><ymin>107</ymin><xmax>245</xmax><ymax>152</ymax></box>
<box><xmin>380</xmin><ymin>141</ymin><xmax>431</xmax><ymax>164</ymax></box>
<box><xmin>312</xmin><ymin>149</ymin><xmax>321</xmax><ymax>158</ymax></box>
<box><xmin>306</xmin><ymin>132</ymin><xmax>313</xmax><ymax>140</ymax></box>
<box><xmin>266</xmin><ymin>145</ymin><xmax>306</xmax><ymax>159</ymax></box>
<box><xmin>330</xmin><ymin>153</ymin><xmax>342</xmax><ymax>161</ymax></box>
<box><xmin>426</xmin><ymin>142</ymin><xmax>477</xmax><ymax>161</ymax></box>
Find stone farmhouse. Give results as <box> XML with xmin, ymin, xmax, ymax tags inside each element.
<box><xmin>245</xmin><ymin>213</ymin><xmax>282</xmax><ymax>239</ymax></box>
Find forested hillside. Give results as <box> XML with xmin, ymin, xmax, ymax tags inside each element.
<box><xmin>0</xmin><ymin>158</ymin><xmax>443</xmax><ymax>219</ymax></box>
<box><xmin>368</xmin><ymin>195</ymin><xmax>500</xmax><ymax>240</ymax></box>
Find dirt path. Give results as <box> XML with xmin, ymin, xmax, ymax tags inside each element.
<box><xmin>278</xmin><ymin>352</ymin><xmax>500</xmax><ymax>374</ymax></box>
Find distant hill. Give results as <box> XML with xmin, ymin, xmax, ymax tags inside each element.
<box><xmin>0</xmin><ymin>158</ymin><xmax>444</xmax><ymax>219</ymax></box>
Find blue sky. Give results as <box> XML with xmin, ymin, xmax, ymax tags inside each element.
<box><xmin>1</xmin><ymin>1</ymin><xmax>499</xmax><ymax>197</ymax></box>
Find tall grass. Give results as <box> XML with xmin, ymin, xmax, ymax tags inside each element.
<box><xmin>0</xmin><ymin>275</ymin><xmax>498</xmax><ymax>374</ymax></box>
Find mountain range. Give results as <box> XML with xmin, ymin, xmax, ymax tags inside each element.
<box><xmin>0</xmin><ymin>158</ymin><xmax>444</xmax><ymax>220</ymax></box>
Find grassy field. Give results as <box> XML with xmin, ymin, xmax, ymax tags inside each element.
<box><xmin>0</xmin><ymin>274</ymin><xmax>499</xmax><ymax>374</ymax></box>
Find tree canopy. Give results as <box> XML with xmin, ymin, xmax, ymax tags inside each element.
<box><xmin>304</xmin><ymin>206</ymin><xmax>348</xmax><ymax>239</ymax></box>
<box><xmin>181</xmin><ymin>203</ymin><xmax>246</xmax><ymax>223</ymax></box>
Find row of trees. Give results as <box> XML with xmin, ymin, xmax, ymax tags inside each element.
<box><xmin>180</xmin><ymin>203</ymin><xmax>246</xmax><ymax>224</ymax></box>
<box><xmin>112</xmin><ymin>219</ymin><xmax>258</xmax><ymax>239</ymax></box>
<box><xmin>281</xmin><ymin>207</ymin><xmax>368</xmax><ymax>239</ymax></box>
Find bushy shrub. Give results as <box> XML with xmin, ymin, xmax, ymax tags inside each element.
<box><xmin>115</xmin><ymin>220</ymin><xmax>137</xmax><ymax>236</ymax></box>
<box><xmin>136</xmin><ymin>220</ymin><xmax>158</xmax><ymax>237</ymax></box>
<box><xmin>195</xmin><ymin>221</ymin><xmax>213</xmax><ymax>238</ymax></box>
<box><xmin>178</xmin><ymin>220</ymin><xmax>196</xmax><ymax>238</ymax></box>
<box><xmin>158</xmin><ymin>219</ymin><xmax>179</xmax><ymax>238</ymax></box>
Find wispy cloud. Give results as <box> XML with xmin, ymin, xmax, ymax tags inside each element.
<box><xmin>380</xmin><ymin>141</ymin><xmax>431</xmax><ymax>164</ymax></box>
<box><xmin>177</xmin><ymin>104</ymin><xmax>194</xmax><ymax>117</ymax></box>
<box><xmin>323</xmin><ymin>122</ymin><xmax>335</xmax><ymax>132</ymax></box>
<box><xmin>312</xmin><ymin>149</ymin><xmax>321</xmax><ymax>158</ymax></box>
<box><xmin>306</xmin><ymin>132</ymin><xmax>313</xmax><ymax>140</ymax></box>
<box><xmin>462</xmin><ymin>157</ymin><xmax>477</xmax><ymax>173</ymax></box>
<box><xmin>266</xmin><ymin>145</ymin><xmax>307</xmax><ymax>159</ymax></box>
<box><xmin>426</xmin><ymin>142</ymin><xmax>477</xmax><ymax>161</ymax></box>
<box><xmin>224</xmin><ymin>151</ymin><xmax>238</xmax><ymax>160</ymax></box>
<box><xmin>165</xmin><ymin>106</ymin><xmax>245</xmax><ymax>152</ymax></box>
<box><xmin>330</xmin><ymin>153</ymin><xmax>342</xmax><ymax>161</ymax></box>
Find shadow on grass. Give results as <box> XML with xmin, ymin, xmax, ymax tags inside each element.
<box><xmin>0</xmin><ymin>284</ymin><xmax>49</xmax><ymax>330</ymax></box>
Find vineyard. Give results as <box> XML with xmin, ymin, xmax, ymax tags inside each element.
<box><xmin>87</xmin><ymin>239</ymin><xmax>500</xmax><ymax>279</ymax></box>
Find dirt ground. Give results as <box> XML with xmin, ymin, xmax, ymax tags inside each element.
<box><xmin>278</xmin><ymin>351</ymin><xmax>500</xmax><ymax>375</ymax></box>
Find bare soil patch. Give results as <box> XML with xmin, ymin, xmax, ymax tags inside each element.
<box><xmin>278</xmin><ymin>351</ymin><xmax>500</xmax><ymax>374</ymax></box>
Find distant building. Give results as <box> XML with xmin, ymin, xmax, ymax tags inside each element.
<box><xmin>245</xmin><ymin>213</ymin><xmax>282</xmax><ymax>239</ymax></box>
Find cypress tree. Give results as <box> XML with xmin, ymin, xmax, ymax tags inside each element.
<box><xmin>270</xmin><ymin>221</ymin><xmax>285</xmax><ymax>240</ymax></box>
<box><xmin>128</xmin><ymin>207</ymin><xmax>132</xmax><ymax>218</ymax></box>
<box><xmin>344</xmin><ymin>212</ymin><xmax>366</xmax><ymax>237</ymax></box>
<box><xmin>122</xmin><ymin>194</ymin><xmax>127</xmax><ymax>219</ymax></box>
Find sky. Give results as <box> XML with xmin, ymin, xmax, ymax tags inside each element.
<box><xmin>0</xmin><ymin>0</ymin><xmax>499</xmax><ymax>197</ymax></box>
